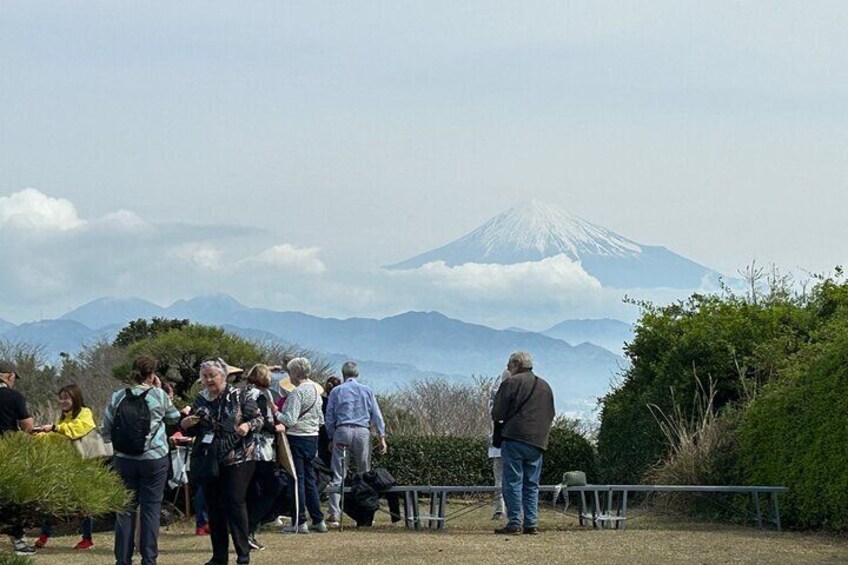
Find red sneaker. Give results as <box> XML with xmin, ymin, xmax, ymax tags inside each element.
<box><xmin>34</xmin><ymin>534</ymin><xmax>49</xmax><ymax>549</ymax></box>
<box><xmin>74</xmin><ymin>538</ymin><xmax>94</xmax><ymax>550</ymax></box>
<box><xmin>195</xmin><ymin>524</ymin><xmax>210</xmax><ymax>536</ymax></box>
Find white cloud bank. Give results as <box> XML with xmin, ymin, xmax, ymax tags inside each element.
<box><xmin>0</xmin><ymin>188</ymin><xmax>85</xmax><ymax>231</ymax></box>
<box><xmin>245</xmin><ymin>244</ymin><xmax>327</xmax><ymax>275</ymax></box>
<box><xmin>0</xmin><ymin>188</ymin><xmax>712</xmax><ymax>330</ymax></box>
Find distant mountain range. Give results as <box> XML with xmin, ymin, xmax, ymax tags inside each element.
<box><xmin>388</xmin><ymin>200</ymin><xmax>722</xmax><ymax>289</ymax></box>
<box><xmin>542</xmin><ymin>318</ymin><xmax>634</xmax><ymax>354</ymax></box>
<box><xmin>1</xmin><ymin>294</ymin><xmax>631</xmax><ymax>411</ymax></box>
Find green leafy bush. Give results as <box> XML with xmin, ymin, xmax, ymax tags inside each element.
<box><xmin>0</xmin><ymin>433</ymin><xmax>129</xmax><ymax>529</ymax></box>
<box><xmin>597</xmin><ymin>291</ymin><xmax>811</xmax><ymax>484</ymax></box>
<box><xmin>739</xmin><ymin>318</ymin><xmax>848</xmax><ymax>530</ymax></box>
<box><xmin>373</xmin><ymin>429</ymin><xmax>596</xmax><ymax>486</ymax></box>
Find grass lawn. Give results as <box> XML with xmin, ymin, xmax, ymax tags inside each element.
<box><xmin>9</xmin><ymin>503</ymin><xmax>848</xmax><ymax>565</ymax></box>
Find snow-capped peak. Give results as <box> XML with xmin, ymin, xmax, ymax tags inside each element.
<box><xmin>388</xmin><ymin>199</ymin><xmax>720</xmax><ymax>290</ymax></box>
<box><xmin>470</xmin><ymin>200</ymin><xmax>641</xmax><ymax>260</ymax></box>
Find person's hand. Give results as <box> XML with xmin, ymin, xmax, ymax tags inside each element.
<box><xmin>236</xmin><ymin>422</ymin><xmax>250</xmax><ymax>437</ymax></box>
<box><xmin>379</xmin><ymin>437</ymin><xmax>388</xmax><ymax>455</ymax></box>
<box><xmin>40</xmin><ymin>424</ymin><xmax>54</xmax><ymax>433</ymax></box>
<box><xmin>275</xmin><ymin>423</ymin><xmax>286</xmax><ymax>433</ymax></box>
<box><xmin>151</xmin><ymin>374</ymin><xmax>162</xmax><ymax>388</ymax></box>
<box><xmin>181</xmin><ymin>415</ymin><xmax>200</xmax><ymax>430</ymax></box>
<box><xmin>180</xmin><ymin>406</ymin><xmax>192</xmax><ymax>416</ymax></box>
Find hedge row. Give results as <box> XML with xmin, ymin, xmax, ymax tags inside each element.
<box><xmin>372</xmin><ymin>428</ymin><xmax>596</xmax><ymax>486</ymax></box>
<box><xmin>738</xmin><ymin>318</ymin><xmax>848</xmax><ymax>530</ymax></box>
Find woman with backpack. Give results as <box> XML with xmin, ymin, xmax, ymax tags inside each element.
<box><xmin>181</xmin><ymin>358</ymin><xmax>263</xmax><ymax>565</ymax></box>
<box><xmin>34</xmin><ymin>383</ymin><xmax>99</xmax><ymax>550</ymax></box>
<box><xmin>102</xmin><ymin>356</ymin><xmax>181</xmax><ymax>565</ymax></box>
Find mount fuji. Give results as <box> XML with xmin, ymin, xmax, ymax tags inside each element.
<box><xmin>388</xmin><ymin>200</ymin><xmax>722</xmax><ymax>289</ymax></box>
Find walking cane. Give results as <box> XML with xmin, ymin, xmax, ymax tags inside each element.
<box><xmin>338</xmin><ymin>444</ymin><xmax>348</xmax><ymax>532</ymax></box>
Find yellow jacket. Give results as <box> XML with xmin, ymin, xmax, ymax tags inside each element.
<box><xmin>55</xmin><ymin>407</ymin><xmax>97</xmax><ymax>440</ymax></box>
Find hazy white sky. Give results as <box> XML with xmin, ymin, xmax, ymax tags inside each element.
<box><xmin>2</xmin><ymin>1</ymin><xmax>847</xmax><ymax>324</ymax></box>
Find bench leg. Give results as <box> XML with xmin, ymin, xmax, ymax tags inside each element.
<box><xmin>438</xmin><ymin>492</ymin><xmax>447</xmax><ymax>531</ymax></box>
<box><xmin>752</xmin><ymin>492</ymin><xmax>763</xmax><ymax>529</ymax></box>
<box><xmin>620</xmin><ymin>491</ymin><xmax>628</xmax><ymax>531</ymax></box>
<box><xmin>403</xmin><ymin>491</ymin><xmax>414</xmax><ymax>530</ymax></box>
<box><xmin>770</xmin><ymin>492</ymin><xmax>782</xmax><ymax>532</ymax></box>
<box><xmin>412</xmin><ymin>490</ymin><xmax>421</xmax><ymax>531</ymax></box>
<box><xmin>593</xmin><ymin>490</ymin><xmax>602</xmax><ymax>530</ymax></box>
<box><xmin>578</xmin><ymin>491</ymin><xmax>586</xmax><ymax>527</ymax></box>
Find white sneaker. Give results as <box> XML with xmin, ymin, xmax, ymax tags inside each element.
<box><xmin>326</xmin><ymin>515</ymin><xmax>340</xmax><ymax>527</ymax></box>
<box><xmin>13</xmin><ymin>538</ymin><xmax>37</xmax><ymax>555</ymax></box>
<box><xmin>312</xmin><ymin>520</ymin><xmax>328</xmax><ymax>533</ymax></box>
<box><xmin>281</xmin><ymin>523</ymin><xmax>309</xmax><ymax>534</ymax></box>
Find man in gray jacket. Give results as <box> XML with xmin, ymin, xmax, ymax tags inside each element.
<box><xmin>491</xmin><ymin>351</ymin><xmax>555</xmax><ymax>535</ymax></box>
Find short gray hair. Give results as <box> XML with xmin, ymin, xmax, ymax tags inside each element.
<box><xmin>508</xmin><ymin>351</ymin><xmax>533</xmax><ymax>372</ymax></box>
<box><xmin>341</xmin><ymin>361</ymin><xmax>359</xmax><ymax>379</ymax></box>
<box><xmin>287</xmin><ymin>357</ymin><xmax>312</xmax><ymax>379</ymax></box>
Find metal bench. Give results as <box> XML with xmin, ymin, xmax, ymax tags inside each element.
<box><xmin>337</xmin><ymin>484</ymin><xmax>789</xmax><ymax>532</ymax></box>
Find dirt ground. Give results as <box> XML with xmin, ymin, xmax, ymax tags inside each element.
<box><xmin>9</xmin><ymin>504</ymin><xmax>848</xmax><ymax>565</ymax></box>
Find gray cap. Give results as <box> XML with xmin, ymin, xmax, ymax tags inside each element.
<box><xmin>0</xmin><ymin>360</ymin><xmax>19</xmax><ymax>378</ymax></box>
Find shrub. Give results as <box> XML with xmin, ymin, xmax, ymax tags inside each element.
<box><xmin>597</xmin><ymin>288</ymin><xmax>812</xmax><ymax>483</ymax></box>
<box><xmin>0</xmin><ymin>433</ymin><xmax>129</xmax><ymax>529</ymax></box>
<box><xmin>738</xmin><ymin>319</ymin><xmax>848</xmax><ymax>530</ymax></box>
<box><xmin>373</xmin><ymin>429</ymin><xmax>596</xmax><ymax>486</ymax></box>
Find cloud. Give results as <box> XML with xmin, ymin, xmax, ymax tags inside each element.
<box><xmin>91</xmin><ymin>210</ymin><xmax>152</xmax><ymax>233</ymax></box>
<box><xmin>0</xmin><ymin>188</ymin><xmax>85</xmax><ymax>231</ymax></box>
<box><xmin>172</xmin><ymin>243</ymin><xmax>223</xmax><ymax>270</ymax></box>
<box><xmin>244</xmin><ymin>244</ymin><xmax>327</xmax><ymax>275</ymax></box>
<box><xmin>404</xmin><ymin>255</ymin><xmax>602</xmax><ymax>296</ymax></box>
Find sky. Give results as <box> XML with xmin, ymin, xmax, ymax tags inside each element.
<box><xmin>1</xmin><ymin>1</ymin><xmax>847</xmax><ymax>326</ymax></box>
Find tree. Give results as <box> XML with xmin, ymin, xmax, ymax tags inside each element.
<box><xmin>114</xmin><ymin>323</ymin><xmax>262</xmax><ymax>399</ymax></box>
<box><xmin>113</xmin><ymin>318</ymin><xmax>190</xmax><ymax>348</ymax></box>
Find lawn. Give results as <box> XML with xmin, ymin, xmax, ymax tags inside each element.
<box><xmin>9</xmin><ymin>503</ymin><xmax>848</xmax><ymax>565</ymax></box>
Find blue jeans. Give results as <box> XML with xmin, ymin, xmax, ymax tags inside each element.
<box><xmin>113</xmin><ymin>456</ymin><xmax>169</xmax><ymax>565</ymax></box>
<box><xmin>286</xmin><ymin>435</ymin><xmax>324</xmax><ymax>525</ymax></box>
<box><xmin>501</xmin><ymin>439</ymin><xmax>544</xmax><ymax>529</ymax></box>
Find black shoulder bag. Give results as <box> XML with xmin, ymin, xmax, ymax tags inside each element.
<box><xmin>492</xmin><ymin>376</ymin><xmax>538</xmax><ymax>449</ymax></box>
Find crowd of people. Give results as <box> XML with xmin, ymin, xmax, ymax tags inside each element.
<box><xmin>0</xmin><ymin>349</ymin><xmax>554</xmax><ymax>563</ymax></box>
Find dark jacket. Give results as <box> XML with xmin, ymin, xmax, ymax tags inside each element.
<box><xmin>186</xmin><ymin>385</ymin><xmax>263</xmax><ymax>466</ymax></box>
<box><xmin>491</xmin><ymin>370</ymin><xmax>555</xmax><ymax>451</ymax></box>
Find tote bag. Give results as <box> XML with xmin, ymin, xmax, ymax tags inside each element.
<box><xmin>73</xmin><ymin>428</ymin><xmax>113</xmax><ymax>459</ymax></box>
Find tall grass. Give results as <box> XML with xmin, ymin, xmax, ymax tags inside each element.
<box><xmin>644</xmin><ymin>374</ymin><xmax>742</xmax><ymax>511</ymax></box>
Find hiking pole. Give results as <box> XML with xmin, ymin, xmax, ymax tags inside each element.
<box><xmin>338</xmin><ymin>444</ymin><xmax>348</xmax><ymax>532</ymax></box>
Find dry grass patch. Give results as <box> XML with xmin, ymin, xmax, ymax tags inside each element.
<box><xmin>12</xmin><ymin>505</ymin><xmax>848</xmax><ymax>565</ymax></box>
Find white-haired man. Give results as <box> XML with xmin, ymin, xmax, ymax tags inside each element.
<box><xmin>324</xmin><ymin>360</ymin><xmax>387</xmax><ymax>526</ymax></box>
<box><xmin>491</xmin><ymin>351</ymin><xmax>555</xmax><ymax>535</ymax></box>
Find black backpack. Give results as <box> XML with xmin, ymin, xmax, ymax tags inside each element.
<box><xmin>112</xmin><ymin>388</ymin><xmax>152</xmax><ymax>456</ymax></box>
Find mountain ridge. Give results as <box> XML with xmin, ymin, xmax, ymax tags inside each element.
<box><xmin>388</xmin><ymin>200</ymin><xmax>722</xmax><ymax>289</ymax></box>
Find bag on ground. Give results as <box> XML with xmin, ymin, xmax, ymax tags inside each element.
<box><xmin>343</xmin><ymin>473</ymin><xmax>380</xmax><ymax>526</ymax></box>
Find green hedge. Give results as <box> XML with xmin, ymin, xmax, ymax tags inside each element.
<box><xmin>373</xmin><ymin>428</ymin><xmax>596</xmax><ymax>486</ymax></box>
<box><xmin>738</xmin><ymin>320</ymin><xmax>848</xmax><ymax>530</ymax></box>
